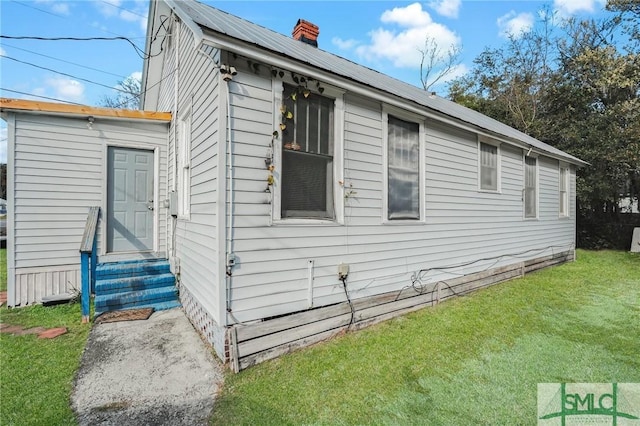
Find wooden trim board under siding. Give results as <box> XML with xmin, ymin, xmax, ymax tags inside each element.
<box><xmin>228</xmin><ymin>250</ymin><xmax>574</xmax><ymax>372</ymax></box>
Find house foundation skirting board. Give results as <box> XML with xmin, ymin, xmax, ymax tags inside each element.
<box><xmin>228</xmin><ymin>250</ymin><xmax>575</xmax><ymax>372</ymax></box>
<box><xmin>179</xmin><ymin>282</ymin><xmax>227</xmax><ymax>360</ymax></box>
<box><xmin>12</xmin><ymin>265</ymin><xmax>80</xmax><ymax>307</ymax></box>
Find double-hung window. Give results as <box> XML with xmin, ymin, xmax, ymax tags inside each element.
<box><xmin>178</xmin><ymin>112</ymin><xmax>191</xmax><ymax>218</ymax></box>
<box><xmin>479</xmin><ymin>141</ymin><xmax>499</xmax><ymax>191</ymax></box>
<box><xmin>280</xmin><ymin>83</ymin><xmax>335</xmax><ymax>219</ymax></box>
<box><xmin>559</xmin><ymin>165</ymin><xmax>569</xmax><ymax>217</ymax></box>
<box><xmin>524</xmin><ymin>156</ymin><xmax>537</xmax><ymax>218</ymax></box>
<box><xmin>386</xmin><ymin>115</ymin><xmax>421</xmax><ymax>220</ymax></box>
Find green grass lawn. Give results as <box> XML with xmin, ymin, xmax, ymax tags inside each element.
<box><xmin>0</xmin><ymin>303</ymin><xmax>91</xmax><ymax>425</ymax></box>
<box><xmin>1</xmin><ymin>248</ymin><xmax>6</xmax><ymax>292</ymax></box>
<box><xmin>211</xmin><ymin>250</ymin><xmax>640</xmax><ymax>425</ymax></box>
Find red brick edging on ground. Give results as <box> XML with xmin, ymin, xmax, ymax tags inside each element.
<box><xmin>0</xmin><ymin>323</ymin><xmax>68</xmax><ymax>339</ymax></box>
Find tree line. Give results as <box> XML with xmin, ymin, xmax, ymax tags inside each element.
<box><xmin>446</xmin><ymin>0</ymin><xmax>639</xmax><ymax>248</ymax></box>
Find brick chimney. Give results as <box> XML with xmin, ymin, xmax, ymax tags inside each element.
<box><xmin>292</xmin><ymin>19</ymin><xmax>319</xmax><ymax>47</ymax></box>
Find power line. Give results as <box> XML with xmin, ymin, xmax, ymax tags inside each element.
<box><xmin>9</xmin><ymin>0</ymin><xmax>67</xmax><ymax>19</ymax></box>
<box><xmin>0</xmin><ymin>88</ymin><xmax>84</xmax><ymax>105</ymax></box>
<box><xmin>1</xmin><ymin>54</ymin><xmax>132</xmax><ymax>94</ymax></box>
<box><xmin>112</xmin><ymin>67</ymin><xmax>177</xmax><ymax>109</ymax></box>
<box><xmin>1</xmin><ymin>43</ymin><xmax>127</xmax><ymax>80</ymax></box>
<box><xmin>0</xmin><ymin>35</ymin><xmax>157</xmax><ymax>60</ymax></box>
<box><xmin>9</xmin><ymin>0</ymin><xmax>153</xmax><ymax>49</ymax></box>
<box><xmin>98</xmin><ymin>0</ymin><xmax>148</xmax><ymax>19</ymax></box>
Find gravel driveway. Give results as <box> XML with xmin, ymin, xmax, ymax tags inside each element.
<box><xmin>72</xmin><ymin>308</ymin><xmax>223</xmax><ymax>425</ymax></box>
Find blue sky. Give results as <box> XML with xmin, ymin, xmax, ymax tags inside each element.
<box><xmin>0</xmin><ymin>0</ymin><xmax>613</xmax><ymax>163</ymax></box>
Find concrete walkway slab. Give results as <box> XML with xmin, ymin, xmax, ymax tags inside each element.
<box><xmin>72</xmin><ymin>308</ymin><xmax>223</xmax><ymax>425</ymax></box>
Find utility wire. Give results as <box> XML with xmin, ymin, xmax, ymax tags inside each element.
<box><xmin>1</xmin><ymin>43</ymin><xmax>127</xmax><ymax>79</ymax></box>
<box><xmin>10</xmin><ymin>0</ymin><xmax>66</xmax><ymax>19</ymax></box>
<box><xmin>0</xmin><ymin>88</ymin><xmax>83</xmax><ymax>105</ymax></box>
<box><xmin>98</xmin><ymin>0</ymin><xmax>148</xmax><ymax>19</ymax></box>
<box><xmin>0</xmin><ymin>35</ymin><xmax>158</xmax><ymax>60</ymax></box>
<box><xmin>1</xmin><ymin>55</ymin><xmax>133</xmax><ymax>94</ymax></box>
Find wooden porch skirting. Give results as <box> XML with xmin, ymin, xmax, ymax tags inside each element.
<box><xmin>228</xmin><ymin>249</ymin><xmax>574</xmax><ymax>372</ymax></box>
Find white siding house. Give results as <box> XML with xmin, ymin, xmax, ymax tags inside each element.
<box><xmin>0</xmin><ymin>100</ymin><xmax>171</xmax><ymax>307</ymax></box>
<box><xmin>137</xmin><ymin>0</ymin><xmax>586</xmax><ymax>369</ymax></box>
<box><xmin>2</xmin><ymin>0</ymin><xmax>586</xmax><ymax>370</ymax></box>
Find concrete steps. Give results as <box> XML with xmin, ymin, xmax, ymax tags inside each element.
<box><xmin>94</xmin><ymin>259</ymin><xmax>179</xmax><ymax>318</ymax></box>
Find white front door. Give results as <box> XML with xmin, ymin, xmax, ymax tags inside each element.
<box><xmin>107</xmin><ymin>147</ymin><xmax>154</xmax><ymax>252</ymax></box>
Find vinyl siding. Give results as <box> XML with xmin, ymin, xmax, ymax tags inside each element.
<box><xmin>222</xmin><ymin>68</ymin><xmax>577</xmax><ymax>323</ymax></box>
<box><xmin>158</xmin><ymin>21</ymin><xmax>222</xmax><ymax>326</ymax></box>
<box><xmin>9</xmin><ymin>113</ymin><xmax>168</xmax><ymax>306</ymax></box>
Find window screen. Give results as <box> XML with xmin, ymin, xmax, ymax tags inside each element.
<box><xmin>559</xmin><ymin>167</ymin><xmax>569</xmax><ymax>216</ymax></box>
<box><xmin>525</xmin><ymin>156</ymin><xmax>537</xmax><ymax>218</ymax></box>
<box><xmin>388</xmin><ymin>115</ymin><xmax>420</xmax><ymax>220</ymax></box>
<box><xmin>281</xmin><ymin>84</ymin><xmax>334</xmax><ymax>219</ymax></box>
<box><xmin>480</xmin><ymin>142</ymin><xmax>498</xmax><ymax>191</ymax></box>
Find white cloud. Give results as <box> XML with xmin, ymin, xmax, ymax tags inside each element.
<box><xmin>45</xmin><ymin>76</ymin><xmax>85</xmax><ymax>103</ymax></box>
<box><xmin>95</xmin><ymin>0</ymin><xmax>147</xmax><ymax>32</ymax></box>
<box><xmin>428</xmin><ymin>0</ymin><xmax>462</xmax><ymax>19</ymax></box>
<box><xmin>0</xmin><ymin>126</ymin><xmax>7</xmax><ymax>164</ymax></box>
<box><xmin>129</xmin><ymin>71</ymin><xmax>142</xmax><ymax>81</ymax></box>
<box><xmin>96</xmin><ymin>0</ymin><xmax>122</xmax><ymax>17</ymax></box>
<box><xmin>35</xmin><ymin>0</ymin><xmax>71</xmax><ymax>16</ymax></box>
<box><xmin>51</xmin><ymin>2</ymin><xmax>70</xmax><ymax>15</ymax></box>
<box><xmin>553</xmin><ymin>0</ymin><xmax>606</xmax><ymax>15</ymax></box>
<box><xmin>332</xmin><ymin>37</ymin><xmax>358</xmax><ymax>50</ymax></box>
<box><xmin>0</xmin><ymin>47</ymin><xmax>6</xmax><ymax>56</ymax></box>
<box><xmin>353</xmin><ymin>3</ymin><xmax>460</xmax><ymax>69</ymax></box>
<box><xmin>381</xmin><ymin>3</ymin><xmax>432</xmax><ymax>27</ymax></box>
<box><xmin>497</xmin><ymin>11</ymin><xmax>534</xmax><ymax>38</ymax></box>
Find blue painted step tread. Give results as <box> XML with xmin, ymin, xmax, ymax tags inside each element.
<box><xmin>95</xmin><ymin>273</ymin><xmax>175</xmax><ymax>295</ymax></box>
<box><xmin>96</xmin><ymin>260</ymin><xmax>170</xmax><ymax>279</ymax></box>
<box><xmin>94</xmin><ymin>300</ymin><xmax>181</xmax><ymax>318</ymax></box>
<box><xmin>95</xmin><ymin>286</ymin><xmax>178</xmax><ymax>309</ymax></box>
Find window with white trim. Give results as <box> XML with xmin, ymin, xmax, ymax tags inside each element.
<box><xmin>280</xmin><ymin>83</ymin><xmax>335</xmax><ymax>219</ymax></box>
<box><xmin>479</xmin><ymin>141</ymin><xmax>499</xmax><ymax>191</ymax></box>
<box><xmin>387</xmin><ymin>115</ymin><xmax>421</xmax><ymax>220</ymax></box>
<box><xmin>178</xmin><ymin>113</ymin><xmax>191</xmax><ymax>218</ymax></box>
<box><xmin>559</xmin><ymin>165</ymin><xmax>569</xmax><ymax>217</ymax></box>
<box><xmin>524</xmin><ymin>156</ymin><xmax>537</xmax><ymax>218</ymax></box>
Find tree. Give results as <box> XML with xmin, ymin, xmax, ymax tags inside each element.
<box><xmin>449</xmin><ymin>11</ymin><xmax>557</xmax><ymax>136</ymax></box>
<box><xmin>448</xmin><ymin>7</ymin><xmax>640</xmax><ymax>247</ymax></box>
<box><xmin>100</xmin><ymin>76</ymin><xmax>141</xmax><ymax>110</ymax></box>
<box><xmin>418</xmin><ymin>37</ymin><xmax>462</xmax><ymax>92</ymax></box>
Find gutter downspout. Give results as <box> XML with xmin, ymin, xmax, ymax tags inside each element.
<box><xmin>171</xmin><ymin>14</ymin><xmax>179</xmax><ymax>261</ymax></box>
<box><xmin>224</xmin><ymin>74</ymin><xmax>235</xmax><ymax>317</ymax></box>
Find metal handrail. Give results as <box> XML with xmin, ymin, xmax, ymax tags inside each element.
<box><xmin>80</xmin><ymin>206</ymin><xmax>100</xmax><ymax>323</ymax></box>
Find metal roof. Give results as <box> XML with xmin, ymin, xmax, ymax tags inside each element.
<box><xmin>175</xmin><ymin>0</ymin><xmax>586</xmax><ymax>165</ymax></box>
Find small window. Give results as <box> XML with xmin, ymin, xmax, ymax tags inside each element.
<box><xmin>281</xmin><ymin>84</ymin><xmax>334</xmax><ymax>219</ymax></box>
<box><xmin>524</xmin><ymin>156</ymin><xmax>537</xmax><ymax>218</ymax></box>
<box><xmin>387</xmin><ymin>115</ymin><xmax>420</xmax><ymax>220</ymax></box>
<box><xmin>178</xmin><ymin>114</ymin><xmax>191</xmax><ymax>218</ymax></box>
<box><xmin>479</xmin><ymin>142</ymin><xmax>498</xmax><ymax>191</ymax></box>
<box><xmin>559</xmin><ymin>166</ymin><xmax>569</xmax><ymax>217</ymax></box>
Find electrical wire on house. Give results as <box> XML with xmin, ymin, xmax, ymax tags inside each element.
<box><xmin>0</xmin><ymin>32</ymin><xmax>168</xmax><ymax>60</ymax></box>
<box><xmin>340</xmin><ymin>275</ymin><xmax>355</xmax><ymax>329</ymax></box>
<box><xmin>395</xmin><ymin>243</ymin><xmax>574</xmax><ymax>301</ymax></box>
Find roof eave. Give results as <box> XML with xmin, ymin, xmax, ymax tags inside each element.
<box><xmin>0</xmin><ymin>98</ymin><xmax>171</xmax><ymax>122</ymax></box>
<box><xmin>199</xmin><ymin>30</ymin><xmax>586</xmax><ymax>167</ymax></box>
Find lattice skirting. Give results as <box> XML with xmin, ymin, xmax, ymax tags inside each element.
<box><xmin>179</xmin><ymin>283</ymin><xmax>227</xmax><ymax>361</ymax></box>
